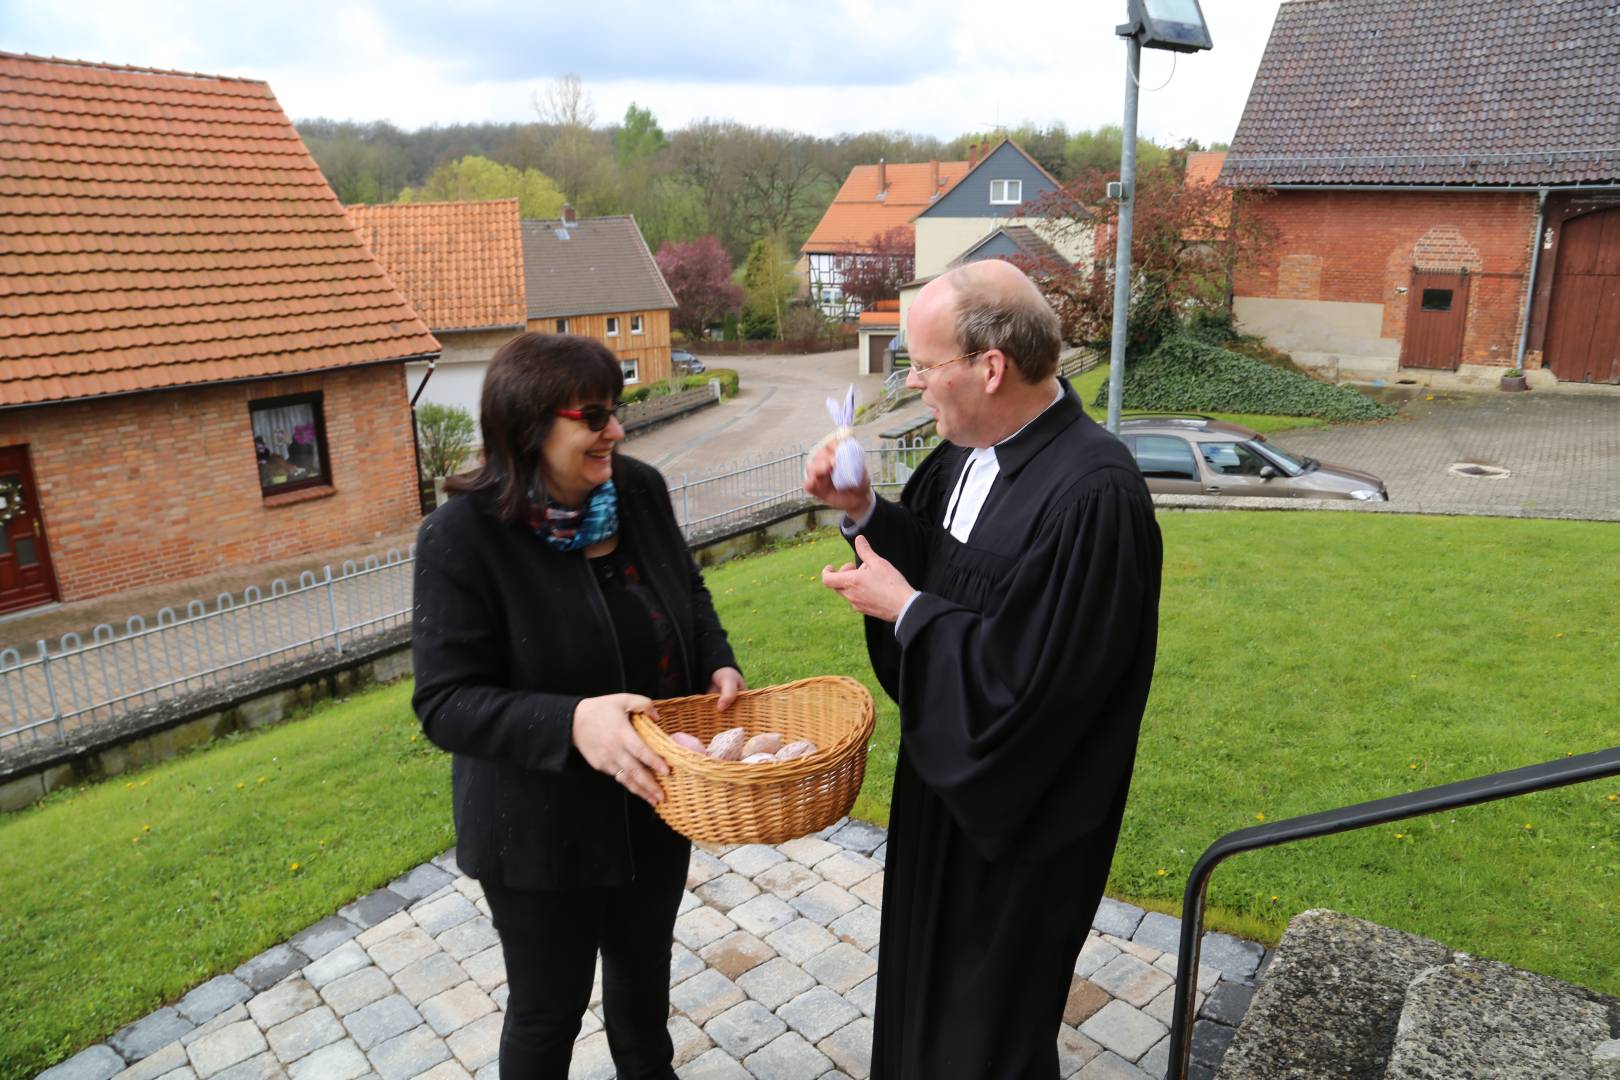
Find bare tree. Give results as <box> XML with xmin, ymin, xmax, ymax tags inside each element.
<box><xmin>534</xmin><ymin>73</ymin><xmax>596</xmax><ymax>129</ymax></box>
<box><xmin>528</xmin><ymin>74</ymin><xmax>614</xmax><ymax>210</ymax></box>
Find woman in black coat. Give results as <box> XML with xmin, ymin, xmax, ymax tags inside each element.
<box><xmin>412</xmin><ymin>333</ymin><xmax>744</xmax><ymax>1078</ymax></box>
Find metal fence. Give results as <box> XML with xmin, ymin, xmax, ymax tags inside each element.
<box><xmin>0</xmin><ymin>551</ymin><xmax>416</xmax><ymax>756</ymax></box>
<box><xmin>1</xmin><ymin>439</ymin><xmax>941</xmax><ymax>757</ymax></box>
<box><xmin>665</xmin><ymin>438</ymin><xmax>940</xmax><ymax>539</ymax></box>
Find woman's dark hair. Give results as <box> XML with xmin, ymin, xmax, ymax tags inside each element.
<box><xmin>446</xmin><ymin>332</ymin><xmax>623</xmax><ymax>522</ymax></box>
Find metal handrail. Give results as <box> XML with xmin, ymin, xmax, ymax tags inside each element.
<box><xmin>1166</xmin><ymin>744</ymin><xmax>1620</xmax><ymax>1080</ymax></box>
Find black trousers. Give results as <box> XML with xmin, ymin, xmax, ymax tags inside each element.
<box><xmin>482</xmin><ymin>846</ymin><xmax>688</xmax><ymax>1079</ymax></box>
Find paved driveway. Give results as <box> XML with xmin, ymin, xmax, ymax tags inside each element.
<box><xmin>625</xmin><ymin>350</ymin><xmax>902</xmax><ymax>479</ymax></box>
<box><xmin>1260</xmin><ymin>389</ymin><xmax>1620</xmax><ymax>519</ymax></box>
<box><xmin>37</xmin><ymin>818</ymin><xmax>1265</xmax><ymax>1080</ymax></box>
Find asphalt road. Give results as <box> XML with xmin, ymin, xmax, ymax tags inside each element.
<box><xmin>623</xmin><ymin>349</ymin><xmax>917</xmax><ymax>480</ymax></box>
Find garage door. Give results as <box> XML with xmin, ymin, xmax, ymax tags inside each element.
<box><xmin>1544</xmin><ymin>207</ymin><xmax>1620</xmax><ymax>384</ymax></box>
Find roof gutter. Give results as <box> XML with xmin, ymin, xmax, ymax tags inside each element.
<box><xmin>0</xmin><ymin>351</ymin><xmax>443</xmax><ymax>414</ymax></box>
<box><xmin>1260</xmin><ymin>182</ymin><xmax>1620</xmax><ymax>193</ymax></box>
<box><xmin>1515</xmin><ymin>188</ymin><xmax>1550</xmax><ymax>370</ymax></box>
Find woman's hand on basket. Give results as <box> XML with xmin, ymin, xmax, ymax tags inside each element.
<box><xmin>707</xmin><ymin>667</ymin><xmax>747</xmax><ymax>712</ymax></box>
<box><xmin>572</xmin><ymin>694</ymin><xmax>668</xmax><ymax>806</ymax></box>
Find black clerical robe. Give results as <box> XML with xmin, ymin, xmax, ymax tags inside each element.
<box><xmin>855</xmin><ymin>383</ymin><xmax>1163</xmax><ymax>1079</ymax></box>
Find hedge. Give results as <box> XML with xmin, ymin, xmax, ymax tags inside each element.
<box><xmin>1096</xmin><ymin>335</ymin><xmax>1395</xmax><ymax>422</ymax></box>
<box><xmin>690</xmin><ymin>368</ymin><xmax>739</xmax><ymax>398</ymax></box>
<box><xmin>621</xmin><ymin>368</ymin><xmax>740</xmax><ymax>405</ymax></box>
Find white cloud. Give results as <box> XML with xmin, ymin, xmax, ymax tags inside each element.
<box><xmin>1</xmin><ymin>0</ymin><xmax>1283</xmax><ymax>142</ymax></box>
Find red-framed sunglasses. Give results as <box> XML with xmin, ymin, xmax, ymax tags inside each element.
<box><xmin>554</xmin><ymin>402</ymin><xmax>624</xmax><ymax>432</ymax></box>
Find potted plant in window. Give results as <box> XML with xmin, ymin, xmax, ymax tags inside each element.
<box><xmin>1500</xmin><ymin>367</ymin><xmax>1529</xmax><ymax>392</ymax></box>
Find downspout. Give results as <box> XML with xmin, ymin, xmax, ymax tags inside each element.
<box><xmin>409</xmin><ymin>356</ymin><xmax>438</xmax><ymax>408</ymax></box>
<box><xmin>1514</xmin><ymin>189</ymin><xmax>1549</xmax><ymax>370</ymax></box>
<box><xmin>408</xmin><ymin>356</ymin><xmax>438</xmax><ymax>514</ymax></box>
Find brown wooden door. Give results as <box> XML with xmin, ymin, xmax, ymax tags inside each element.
<box><xmin>867</xmin><ymin>333</ymin><xmax>894</xmax><ymax>375</ymax></box>
<box><xmin>0</xmin><ymin>445</ymin><xmax>60</xmax><ymax>614</ymax></box>
<box><xmin>1401</xmin><ymin>270</ymin><xmax>1471</xmax><ymax>370</ymax></box>
<box><xmin>1543</xmin><ymin>207</ymin><xmax>1620</xmax><ymax>384</ymax></box>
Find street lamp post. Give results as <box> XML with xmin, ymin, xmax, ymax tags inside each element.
<box><xmin>1106</xmin><ymin>0</ymin><xmax>1214</xmax><ymax>435</ymax></box>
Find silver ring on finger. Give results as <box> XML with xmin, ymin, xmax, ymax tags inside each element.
<box><xmin>614</xmin><ymin>768</ymin><xmax>626</xmax><ymax>782</ymax></box>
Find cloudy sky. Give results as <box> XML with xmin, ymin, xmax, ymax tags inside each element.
<box><xmin>4</xmin><ymin>1</ymin><xmax>1285</xmax><ymax>145</ymax></box>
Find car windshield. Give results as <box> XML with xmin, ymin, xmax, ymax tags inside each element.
<box><xmin>1249</xmin><ymin>440</ymin><xmax>1313</xmax><ymax>476</ymax></box>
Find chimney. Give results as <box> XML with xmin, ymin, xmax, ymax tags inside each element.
<box><xmin>561</xmin><ymin>203</ymin><xmax>577</xmax><ymax>226</ymax></box>
<box><xmin>968</xmin><ymin>142</ymin><xmax>980</xmax><ymax>168</ymax></box>
<box><xmin>877</xmin><ymin>158</ymin><xmax>887</xmax><ymax>194</ymax></box>
<box><xmin>930</xmin><ymin>159</ymin><xmax>939</xmax><ymax>189</ymax></box>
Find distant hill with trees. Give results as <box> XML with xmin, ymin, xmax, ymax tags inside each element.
<box><xmin>298</xmin><ymin>75</ymin><xmax>1222</xmax><ymax>265</ymax></box>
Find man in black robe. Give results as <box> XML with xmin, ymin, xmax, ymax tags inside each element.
<box><xmin>806</xmin><ymin>259</ymin><xmax>1163</xmax><ymax>1078</ymax></box>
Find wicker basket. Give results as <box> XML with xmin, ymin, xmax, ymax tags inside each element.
<box><xmin>631</xmin><ymin>676</ymin><xmax>875</xmax><ymax>845</ymax></box>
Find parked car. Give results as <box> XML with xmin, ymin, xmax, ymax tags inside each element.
<box><xmin>1117</xmin><ymin>416</ymin><xmax>1388</xmax><ymax>501</ymax></box>
<box><xmin>672</xmin><ymin>349</ymin><xmax>705</xmax><ymax>375</ymax></box>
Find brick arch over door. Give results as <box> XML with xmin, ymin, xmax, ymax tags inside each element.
<box><xmin>1543</xmin><ymin>206</ymin><xmax>1620</xmax><ymax>384</ymax></box>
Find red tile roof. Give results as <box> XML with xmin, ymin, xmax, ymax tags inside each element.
<box><xmin>0</xmin><ymin>52</ymin><xmax>438</xmax><ymax>408</ymax></box>
<box><xmin>1184</xmin><ymin>151</ymin><xmax>1227</xmax><ymax>187</ymax></box>
<box><xmin>802</xmin><ymin>160</ymin><xmax>970</xmax><ymax>254</ymax></box>
<box><xmin>1183</xmin><ymin>151</ymin><xmax>1232</xmax><ymax>236</ymax></box>
<box><xmin>346</xmin><ymin>199</ymin><xmax>526</xmax><ymax>332</ymax></box>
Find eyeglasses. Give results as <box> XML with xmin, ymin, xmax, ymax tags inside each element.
<box><xmin>554</xmin><ymin>402</ymin><xmax>624</xmax><ymax>432</ymax></box>
<box><xmin>909</xmin><ymin>349</ymin><xmax>985</xmax><ymax>378</ymax></box>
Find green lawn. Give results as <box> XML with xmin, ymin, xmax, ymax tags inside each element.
<box><xmin>704</xmin><ymin>519</ymin><xmax>1620</xmax><ymax>996</ymax></box>
<box><xmin>0</xmin><ymin>685</ymin><xmax>453</xmax><ymax>1080</ymax></box>
<box><xmin>3</xmin><ymin>513</ymin><xmax>1617</xmax><ymax>1077</ymax></box>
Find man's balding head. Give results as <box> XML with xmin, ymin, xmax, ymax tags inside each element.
<box><xmin>924</xmin><ymin>260</ymin><xmax>1062</xmax><ymax>383</ymax></box>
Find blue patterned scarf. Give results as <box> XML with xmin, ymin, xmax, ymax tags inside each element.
<box><xmin>530</xmin><ymin>481</ymin><xmax>619</xmax><ymax>552</ymax></box>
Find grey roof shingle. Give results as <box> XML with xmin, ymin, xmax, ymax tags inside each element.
<box><xmin>520</xmin><ymin>215</ymin><xmax>676</xmax><ymax>319</ymax></box>
<box><xmin>1221</xmin><ymin>0</ymin><xmax>1620</xmax><ymax>187</ymax></box>
<box><xmin>951</xmin><ymin>225</ymin><xmax>1067</xmax><ymax>267</ymax></box>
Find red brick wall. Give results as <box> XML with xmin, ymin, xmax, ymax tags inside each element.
<box><xmin>0</xmin><ymin>365</ymin><xmax>421</xmax><ymax>602</ymax></box>
<box><xmin>1235</xmin><ymin>190</ymin><xmax>1539</xmax><ymax>366</ymax></box>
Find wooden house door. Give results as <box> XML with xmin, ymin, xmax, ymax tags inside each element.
<box><xmin>1401</xmin><ymin>270</ymin><xmax>1471</xmax><ymax>370</ymax></box>
<box><xmin>1542</xmin><ymin>207</ymin><xmax>1620</xmax><ymax>384</ymax></box>
<box><xmin>0</xmin><ymin>445</ymin><xmax>60</xmax><ymax>614</ymax></box>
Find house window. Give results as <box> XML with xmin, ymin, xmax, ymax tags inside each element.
<box><xmin>250</xmin><ymin>392</ymin><xmax>330</xmax><ymax>495</ymax></box>
<box><xmin>631</xmin><ymin>314</ymin><xmax>644</xmax><ymax>335</ymax></box>
<box><xmin>555</xmin><ymin>318</ymin><xmax>568</xmax><ymax>333</ymax></box>
<box><xmin>621</xmin><ymin>358</ymin><xmax>640</xmax><ymax>384</ymax></box>
<box><xmin>606</xmin><ymin>316</ymin><xmax>620</xmax><ymax>337</ymax></box>
<box><xmin>990</xmin><ymin>179</ymin><xmax>1023</xmax><ymax>205</ymax></box>
<box><xmin>1421</xmin><ymin>289</ymin><xmax>1453</xmax><ymax>312</ymax></box>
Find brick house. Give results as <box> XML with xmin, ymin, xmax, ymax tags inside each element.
<box><xmin>0</xmin><ymin>53</ymin><xmax>438</xmax><ymax>615</ymax></box>
<box><xmin>1223</xmin><ymin>0</ymin><xmax>1620</xmax><ymax>385</ymax></box>
<box><xmin>346</xmin><ymin>198</ymin><xmax>527</xmax><ymax>439</ymax></box>
<box><xmin>520</xmin><ymin>210</ymin><xmax>678</xmax><ymax>387</ymax></box>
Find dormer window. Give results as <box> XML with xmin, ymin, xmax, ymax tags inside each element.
<box><xmin>990</xmin><ymin>179</ymin><xmax>1022</xmax><ymax>205</ymax></box>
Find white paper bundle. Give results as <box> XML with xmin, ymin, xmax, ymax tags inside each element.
<box><xmin>824</xmin><ymin>384</ymin><xmax>868</xmax><ymax>491</ymax></box>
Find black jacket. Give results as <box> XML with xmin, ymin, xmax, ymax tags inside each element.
<box><xmin>411</xmin><ymin>454</ymin><xmax>738</xmax><ymax>889</ymax></box>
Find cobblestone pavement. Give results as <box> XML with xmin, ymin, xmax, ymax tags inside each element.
<box><xmin>1268</xmin><ymin>388</ymin><xmax>1620</xmax><ymax>520</ymax></box>
<box><xmin>36</xmin><ymin>819</ymin><xmax>1266</xmax><ymax>1080</ymax></box>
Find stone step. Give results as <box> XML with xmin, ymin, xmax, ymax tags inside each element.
<box><xmin>1384</xmin><ymin>955</ymin><xmax>1619</xmax><ymax>1080</ymax></box>
<box><xmin>1214</xmin><ymin>909</ymin><xmax>1451</xmax><ymax>1079</ymax></box>
<box><xmin>1214</xmin><ymin>909</ymin><xmax>1620</xmax><ymax>1080</ymax></box>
